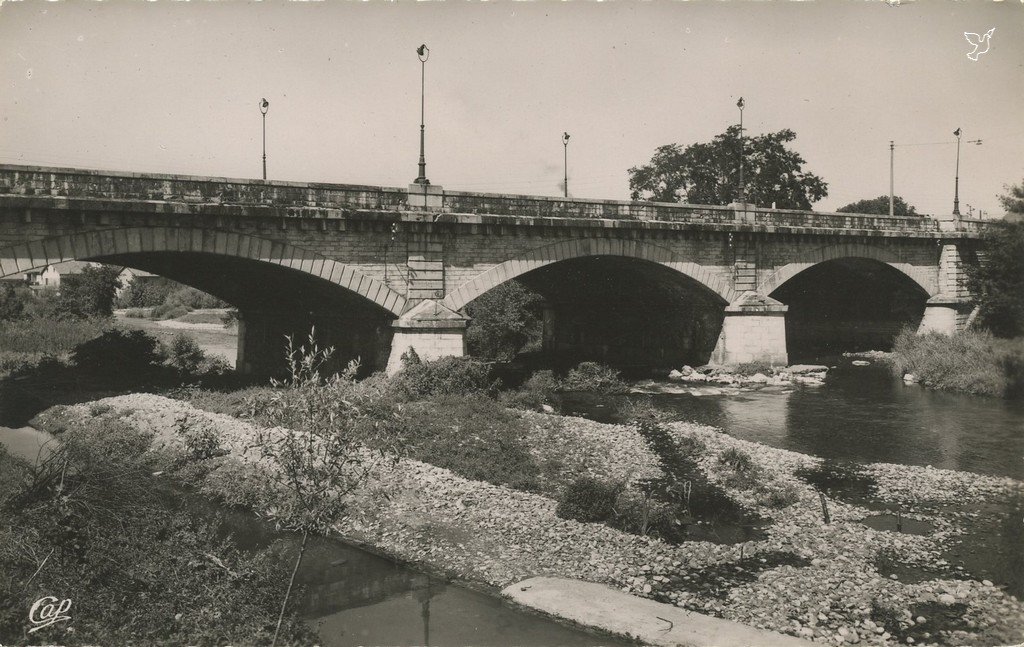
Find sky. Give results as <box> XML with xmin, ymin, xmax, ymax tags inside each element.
<box><xmin>1</xmin><ymin>1</ymin><xmax>1021</xmax><ymax>217</ymax></box>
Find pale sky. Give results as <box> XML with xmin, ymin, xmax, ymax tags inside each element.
<box><xmin>1</xmin><ymin>1</ymin><xmax>1021</xmax><ymax>217</ymax></box>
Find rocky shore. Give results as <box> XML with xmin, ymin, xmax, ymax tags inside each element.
<box><xmin>35</xmin><ymin>394</ymin><xmax>1024</xmax><ymax>647</ymax></box>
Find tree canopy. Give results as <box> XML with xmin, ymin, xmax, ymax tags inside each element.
<box><xmin>628</xmin><ymin>126</ymin><xmax>828</xmax><ymax>210</ymax></box>
<box><xmin>966</xmin><ymin>220</ymin><xmax>1024</xmax><ymax>338</ymax></box>
<box><xmin>837</xmin><ymin>195</ymin><xmax>919</xmax><ymax>216</ymax></box>
<box><xmin>999</xmin><ymin>178</ymin><xmax>1024</xmax><ymax>217</ymax></box>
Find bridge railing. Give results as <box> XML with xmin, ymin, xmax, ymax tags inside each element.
<box><xmin>0</xmin><ymin>165</ymin><xmax>410</xmax><ymax>211</ymax></box>
<box><xmin>0</xmin><ymin>164</ymin><xmax>974</xmax><ymax>233</ymax></box>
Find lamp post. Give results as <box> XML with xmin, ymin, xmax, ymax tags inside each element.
<box><xmin>737</xmin><ymin>97</ymin><xmax>745</xmax><ymax>203</ymax></box>
<box><xmin>953</xmin><ymin>128</ymin><xmax>962</xmax><ymax>216</ymax></box>
<box><xmin>414</xmin><ymin>44</ymin><xmax>430</xmax><ymax>185</ymax></box>
<box><xmin>562</xmin><ymin>132</ymin><xmax>570</xmax><ymax>198</ymax></box>
<box><xmin>260</xmin><ymin>98</ymin><xmax>269</xmax><ymax>181</ymax></box>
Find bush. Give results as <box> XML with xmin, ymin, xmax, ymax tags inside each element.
<box><xmin>966</xmin><ymin>220</ymin><xmax>1024</xmax><ymax>338</ymax></box>
<box><xmin>390</xmin><ymin>355</ymin><xmax>496</xmax><ymax>401</ymax></box>
<box><xmin>560</xmin><ymin>362</ymin><xmax>628</xmax><ymax>394</ymax></box>
<box><xmin>401</xmin><ymin>394</ymin><xmax>541</xmax><ymax>491</ymax></box>
<box><xmin>151</xmin><ymin>303</ymin><xmax>191</xmax><ymax>320</ymax></box>
<box><xmin>464</xmin><ymin>280</ymin><xmax>545</xmax><ymax>361</ymax></box>
<box><xmin>889</xmin><ymin>328</ymin><xmax>1024</xmax><ymax>398</ymax></box>
<box><xmin>0</xmin><ymin>417</ymin><xmax>314</xmax><ymax>646</ymax></box>
<box><xmin>499</xmin><ymin>369</ymin><xmax>558</xmax><ymax>411</ymax></box>
<box><xmin>555</xmin><ymin>476</ymin><xmax>622</xmax><ymax>523</ymax></box>
<box><xmin>165</xmin><ymin>333</ymin><xmax>207</xmax><ymax>374</ymax></box>
<box><xmin>53</xmin><ymin>265</ymin><xmax>122</xmax><ymax>319</ymax></box>
<box><xmin>71</xmin><ymin>328</ymin><xmax>164</xmax><ymax>377</ymax></box>
<box><xmin>732</xmin><ymin>360</ymin><xmax>775</xmax><ymax>376</ymax></box>
<box><xmin>0</xmin><ymin>283</ymin><xmax>28</xmax><ymax>320</ymax></box>
<box><xmin>0</xmin><ymin>316</ymin><xmax>108</xmax><ymax>355</ymax></box>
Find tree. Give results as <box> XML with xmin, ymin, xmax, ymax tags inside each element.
<box><xmin>628</xmin><ymin>126</ymin><xmax>828</xmax><ymax>210</ymax></box>
<box><xmin>837</xmin><ymin>195</ymin><xmax>919</xmax><ymax>216</ymax></box>
<box><xmin>965</xmin><ymin>220</ymin><xmax>1024</xmax><ymax>338</ymax></box>
<box><xmin>464</xmin><ymin>280</ymin><xmax>545</xmax><ymax>361</ymax></box>
<box><xmin>999</xmin><ymin>178</ymin><xmax>1024</xmax><ymax>216</ymax></box>
<box><xmin>55</xmin><ymin>265</ymin><xmax>122</xmax><ymax>319</ymax></box>
<box><xmin>245</xmin><ymin>331</ymin><xmax>403</xmax><ymax>646</ymax></box>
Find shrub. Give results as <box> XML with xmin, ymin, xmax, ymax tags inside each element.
<box><xmin>889</xmin><ymin>328</ymin><xmax>1024</xmax><ymax>398</ymax></box>
<box><xmin>151</xmin><ymin>303</ymin><xmax>191</xmax><ymax>320</ymax></box>
<box><xmin>0</xmin><ymin>417</ymin><xmax>314</xmax><ymax>646</ymax></box>
<box><xmin>389</xmin><ymin>355</ymin><xmax>496</xmax><ymax>401</ymax></box>
<box><xmin>53</xmin><ymin>265</ymin><xmax>122</xmax><ymax>319</ymax></box>
<box><xmin>755</xmin><ymin>481</ymin><xmax>801</xmax><ymax>508</ymax></box>
<box><xmin>555</xmin><ymin>476</ymin><xmax>622</xmax><ymax>523</ymax></box>
<box><xmin>71</xmin><ymin>328</ymin><xmax>164</xmax><ymax>377</ymax></box>
<box><xmin>965</xmin><ymin>219</ymin><xmax>1024</xmax><ymax>338</ymax></box>
<box><xmin>401</xmin><ymin>394</ymin><xmax>541</xmax><ymax>491</ymax></box>
<box><xmin>560</xmin><ymin>362</ymin><xmax>628</xmax><ymax>394</ymax></box>
<box><xmin>0</xmin><ymin>283</ymin><xmax>28</xmax><ymax>320</ymax></box>
<box><xmin>0</xmin><ymin>316</ymin><xmax>108</xmax><ymax>355</ymax></box>
<box><xmin>165</xmin><ymin>333</ymin><xmax>207</xmax><ymax>374</ymax></box>
<box><xmin>499</xmin><ymin>369</ymin><xmax>558</xmax><ymax>411</ymax></box>
<box><xmin>464</xmin><ymin>280</ymin><xmax>545</xmax><ymax>361</ymax></box>
<box><xmin>732</xmin><ymin>360</ymin><xmax>775</xmax><ymax>376</ymax></box>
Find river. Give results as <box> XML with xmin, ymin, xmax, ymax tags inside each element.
<box><xmin>561</xmin><ymin>360</ymin><xmax>1024</xmax><ymax>481</ymax></box>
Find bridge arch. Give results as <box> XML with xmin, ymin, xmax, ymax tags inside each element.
<box><xmin>442</xmin><ymin>238</ymin><xmax>736</xmax><ymax>312</ymax></box>
<box><xmin>756</xmin><ymin>242</ymin><xmax>936</xmax><ymax>297</ymax></box>
<box><xmin>0</xmin><ymin>226</ymin><xmax>407</xmax><ymax>316</ymax></box>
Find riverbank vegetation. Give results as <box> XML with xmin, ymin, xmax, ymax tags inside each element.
<box><xmin>889</xmin><ymin>330</ymin><xmax>1024</xmax><ymax>398</ymax></box>
<box><xmin>0</xmin><ymin>415</ymin><xmax>315</xmax><ymax>645</ymax></box>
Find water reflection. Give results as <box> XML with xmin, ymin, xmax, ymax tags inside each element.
<box><xmin>613</xmin><ymin>363</ymin><xmax>1024</xmax><ymax>480</ymax></box>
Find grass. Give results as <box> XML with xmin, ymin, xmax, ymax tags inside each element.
<box><xmin>888</xmin><ymin>329</ymin><xmax>1024</xmax><ymax>398</ymax></box>
<box><xmin>0</xmin><ymin>417</ymin><xmax>314</xmax><ymax>645</ymax></box>
<box><xmin>0</xmin><ymin>316</ymin><xmax>109</xmax><ymax>356</ymax></box>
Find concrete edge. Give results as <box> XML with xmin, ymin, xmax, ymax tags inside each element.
<box><xmin>501</xmin><ymin>576</ymin><xmax>816</xmax><ymax>647</ymax></box>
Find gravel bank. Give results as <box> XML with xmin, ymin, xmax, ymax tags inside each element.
<box><xmin>36</xmin><ymin>393</ymin><xmax>1024</xmax><ymax>647</ymax></box>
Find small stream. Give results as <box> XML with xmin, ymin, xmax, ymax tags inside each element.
<box><xmin>0</xmin><ymin>425</ymin><xmax>629</xmax><ymax>647</ymax></box>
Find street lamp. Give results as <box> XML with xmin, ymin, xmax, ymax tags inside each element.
<box><xmin>737</xmin><ymin>97</ymin><xmax>745</xmax><ymax>203</ymax></box>
<box><xmin>562</xmin><ymin>132</ymin><xmax>570</xmax><ymax>198</ymax></box>
<box><xmin>953</xmin><ymin>128</ymin><xmax>962</xmax><ymax>216</ymax></box>
<box><xmin>414</xmin><ymin>44</ymin><xmax>430</xmax><ymax>185</ymax></box>
<box><xmin>260</xmin><ymin>98</ymin><xmax>269</xmax><ymax>181</ymax></box>
<box><xmin>889</xmin><ymin>141</ymin><xmax>895</xmax><ymax>217</ymax></box>
<box><xmin>952</xmin><ymin>128</ymin><xmax>983</xmax><ymax>216</ymax></box>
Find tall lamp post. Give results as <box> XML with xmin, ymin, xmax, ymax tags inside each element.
<box><xmin>562</xmin><ymin>132</ymin><xmax>570</xmax><ymax>198</ymax></box>
<box><xmin>737</xmin><ymin>97</ymin><xmax>745</xmax><ymax>203</ymax></box>
<box><xmin>952</xmin><ymin>128</ymin><xmax>962</xmax><ymax>216</ymax></box>
<box><xmin>952</xmin><ymin>128</ymin><xmax>983</xmax><ymax>216</ymax></box>
<box><xmin>414</xmin><ymin>44</ymin><xmax>430</xmax><ymax>185</ymax></box>
<box><xmin>260</xmin><ymin>98</ymin><xmax>269</xmax><ymax>181</ymax></box>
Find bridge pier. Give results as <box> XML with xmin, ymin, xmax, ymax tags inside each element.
<box><xmin>385</xmin><ymin>300</ymin><xmax>468</xmax><ymax>374</ymax></box>
<box><xmin>711</xmin><ymin>293</ymin><xmax>789</xmax><ymax>366</ymax></box>
<box><xmin>918</xmin><ymin>243</ymin><xmax>973</xmax><ymax>335</ymax></box>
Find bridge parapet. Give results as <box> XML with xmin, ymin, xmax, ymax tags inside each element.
<box><xmin>0</xmin><ymin>164</ymin><xmax>408</xmax><ymax>211</ymax></box>
<box><xmin>0</xmin><ymin>163</ymin><xmax>985</xmax><ymax>235</ymax></box>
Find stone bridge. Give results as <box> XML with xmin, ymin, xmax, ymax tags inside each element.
<box><xmin>0</xmin><ymin>164</ymin><xmax>986</xmax><ymax>374</ymax></box>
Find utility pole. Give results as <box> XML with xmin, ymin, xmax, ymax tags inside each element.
<box><xmin>889</xmin><ymin>141</ymin><xmax>894</xmax><ymax>217</ymax></box>
<box><xmin>562</xmin><ymin>132</ymin><xmax>570</xmax><ymax>198</ymax></box>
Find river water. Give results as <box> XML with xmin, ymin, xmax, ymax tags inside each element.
<box><xmin>562</xmin><ymin>360</ymin><xmax>1024</xmax><ymax>481</ymax></box>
